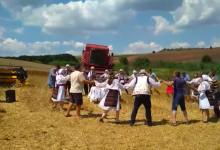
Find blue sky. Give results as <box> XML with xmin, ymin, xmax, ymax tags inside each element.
<box><xmin>0</xmin><ymin>0</ymin><xmax>220</xmax><ymax>56</ymax></box>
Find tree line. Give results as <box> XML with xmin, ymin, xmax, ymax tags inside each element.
<box><xmin>2</xmin><ymin>54</ymin><xmax>80</xmax><ymax>66</ymax></box>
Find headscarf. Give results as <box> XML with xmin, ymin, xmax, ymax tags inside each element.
<box><xmin>202</xmin><ymin>75</ymin><xmax>212</xmax><ymax>81</ymax></box>
<box><xmin>133</xmin><ymin>70</ymin><xmax>137</xmax><ymax>74</ymax></box>
<box><xmin>58</xmin><ymin>69</ymin><xmax>65</xmax><ymax>75</ymax></box>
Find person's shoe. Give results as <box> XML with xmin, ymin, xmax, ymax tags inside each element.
<box><xmin>99</xmin><ymin>118</ymin><xmax>104</xmax><ymax>123</ymax></box>
<box><xmin>129</xmin><ymin>122</ymin><xmax>134</xmax><ymax>127</ymax></box>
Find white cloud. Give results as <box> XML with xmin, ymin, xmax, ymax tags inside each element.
<box><xmin>211</xmin><ymin>38</ymin><xmax>220</xmax><ymax>47</ymax></box>
<box><xmin>108</xmin><ymin>45</ymin><xmax>113</xmax><ymax>50</ymax></box>
<box><xmin>151</xmin><ymin>0</ymin><xmax>220</xmax><ymax>34</ymax></box>
<box><xmin>0</xmin><ymin>31</ymin><xmax>60</xmax><ymax>56</ymax></box>
<box><xmin>196</xmin><ymin>41</ymin><xmax>206</xmax><ymax>48</ymax></box>
<box><xmin>63</xmin><ymin>40</ymin><xmax>74</xmax><ymax>46</ymax></box>
<box><xmin>170</xmin><ymin>42</ymin><xmax>190</xmax><ymax>49</ymax></box>
<box><xmin>13</xmin><ymin>27</ymin><xmax>24</xmax><ymax>34</ymax></box>
<box><xmin>74</xmin><ymin>42</ymin><xmax>85</xmax><ymax>49</ymax></box>
<box><xmin>63</xmin><ymin>41</ymin><xmax>85</xmax><ymax>49</ymax></box>
<box><xmin>0</xmin><ymin>0</ymin><xmax>184</xmax><ymax>36</ymax></box>
<box><xmin>65</xmin><ymin>50</ymin><xmax>81</xmax><ymax>56</ymax></box>
<box><xmin>151</xmin><ymin>16</ymin><xmax>182</xmax><ymax>35</ymax></box>
<box><xmin>123</xmin><ymin>41</ymin><xmax>163</xmax><ymax>54</ymax></box>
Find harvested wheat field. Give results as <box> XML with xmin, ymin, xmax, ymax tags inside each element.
<box><xmin>0</xmin><ymin>70</ymin><xmax>220</xmax><ymax>150</ymax></box>
<box><xmin>113</xmin><ymin>48</ymin><xmax>220</xmax><ymax>64</ymax></box>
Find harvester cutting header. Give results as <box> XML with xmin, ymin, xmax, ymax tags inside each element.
<box><xmin>81</xmin><ymin>44</ymin><xmax>114</xmax><ymax>75</ymax></box>
<box><xmin>0</xmin><ymin>65</ymin><xmax>29</xmax><ymax>86</ymax></box>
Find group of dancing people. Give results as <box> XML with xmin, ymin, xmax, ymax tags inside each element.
<box><xmin>47</xmin><ymin>64</ymin><xmax>220</xmax><ymax>126</ymax></box>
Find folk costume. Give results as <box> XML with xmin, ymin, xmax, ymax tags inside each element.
<box><xmin>96</xmin><ymin>73</ymin><xmax>124</xmax><ymax>123</ymax></box>
<box><xmin>88</xmin><ymin>66</ymin><xmax>97</xmax><ymax>92</ymax></box>
<box><xmin>52</xmin><ymin>69</ymin><xmax>70</xmax><ymax>111</ymax></box>
<box><xmin>198</xmin><ymin>75</ymin><xmax>213</xmax><ymax>109</ymax></box>
<box><xmin>115</xmin><ymin>69</ymin><xmax>129</xmax><ymax>94</ymax></box>
<box><xmin>65</xmin><ymin>64</ymin><xmax>73</xmax><ymax>96</ymax></box>
<box><xmin>124</xmin><ymin>69</ymin><xmax>161</xmax><ymax>126</ymax></box>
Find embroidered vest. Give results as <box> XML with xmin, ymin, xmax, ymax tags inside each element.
<box><xmin>133</xmin><ymin>76</ymin><xmax>150</xmax><ymax>95</ymax></box>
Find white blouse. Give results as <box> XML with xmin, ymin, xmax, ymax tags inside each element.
<box><xmin>56</xmin><ymin>75</ymin><xmax>70</xmax><ymax>84</ymax></box>
<box><xmin>198</xmin><ymin>81</ymin><xmax>210</xmax><ymax>93</ymax></box>
<box><xmin>95</xmin><ymin>79</ymin><xmax>124</xmax><ymax>91</ymax></box>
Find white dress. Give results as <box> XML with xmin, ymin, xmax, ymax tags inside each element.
<box><xmin>95</xmin><ymin>79</ymin><xmax>124</xmax><ymax>111</ymax></box>
<box><xmin>198</xmin><ymin>81</ymin><xmax>214</xmax><ymax>109</ymax></box>
<box><xmin>52</xmin><ymin>75</ymin><xmax>70</xmax><ymax>102</ymax></box>
<box><xmin>87</xmin><ymin>87</ymin><xmax>108</xmax><ymax>102</ymax></box>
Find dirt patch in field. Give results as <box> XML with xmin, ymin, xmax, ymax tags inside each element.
<box><xmin>113</xmin><ymin>49</ymin><xmax>220</xmax><ymax>64</ymax></box>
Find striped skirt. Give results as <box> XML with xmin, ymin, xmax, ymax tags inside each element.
<box><xmin>104</xmin><ymin>90</ymin><xmax>119</xmax><ymax>107</ymax></box>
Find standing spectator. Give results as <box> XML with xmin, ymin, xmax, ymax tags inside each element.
<box><xmin>65</xmin><ymin>64</ymin><xmax>95</xmax><ymax>118</ymax></box>
<box><xmin>181</xmin><ymin>71</ymin><xmax>192</xmax><ymax>102</ymax></box>
<box><xmin>124</xmin><ymin>69</ymin><xmax>162</xmax><ymax>126</ymax></box>
<box><xmin>47</xmin><ymin>65</ymin><xmax>60</xmax><ymax>103</ymax></box>
<box><xmin>163</xmin><ymin>71</ymin><xmax>189</xmax><ymax>126</ymax></box>
<box><xmin>82</xmin><ymin>68</ymin><xmax>89</xmax><ymax>95</ymax></box>
<box><xmin>115</xmin><ymin>69</ymin><xmax>129</xmax><ymax>94</ymax></box>
<box><xmin>88</xmin><ymin>66</ymin><xmax>97</xmax><ymax>92</ymax></box>
<box><xmin>208</xmin><ymin>71</ymin><xmax>220</xmax><ymax>119</ymax></box>
<box><xmin>148</xmin><ymin>69</ymin><xmax>160</xmax><ymax>95</ymax></box>
<box><xmin>65</xmin><ymin>64</ymin><xmax>73</xmax><ymax>97</ymax></box>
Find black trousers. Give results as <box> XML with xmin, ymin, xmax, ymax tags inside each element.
<box><xmin>213</xmin><ymin>91</ymin><xmax>220</xmax><ymax>118</ymax></box>
<box><xmin>84</xmin><ymin>84</ymin><xmax>88</xmax><ymax>95</ymax></box>
<box><xmin>66</xmin><ymin>81</ymin><xmax>71</xmax><ymax>94</ymax></box>
<box><xmin>131</xmin><ymin>95</ymin><xmax>152</xmax><ymax>124</ymax></box>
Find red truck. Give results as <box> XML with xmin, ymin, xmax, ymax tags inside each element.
<box><xmin>81</xmin><ymin>44</ymin><xmax>114</xmax><ymax>75</ymax></box>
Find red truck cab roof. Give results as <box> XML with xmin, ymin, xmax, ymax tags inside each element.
<box><xmin>86</xmin><ymin>44</ymin><xmax>109</xmax><ymax>50</ymax></box>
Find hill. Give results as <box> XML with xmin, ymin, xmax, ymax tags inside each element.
<box><xmin>113</xmin><ymin>48</ymin><xmax>220</xmax><ymax>64</ymax></box>
<box><xmin>0</xmin><ymin>58</ymin><xmax>54</xmax><ymax>72</ymax></box>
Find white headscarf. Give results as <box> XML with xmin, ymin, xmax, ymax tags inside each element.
<box><xmin>202</xmin><ymin>75</ymin><xmax>212</xmax><ymax>81</ymax></box>
<box><xmin>58</xmin><ymin>69</ymin><xmax>65</xmax><ymax>75</ymax></box>
<box><xmin>133</xmin><ymin>70</ymin><xmax>137</xmax><ymax>74</ymax></box>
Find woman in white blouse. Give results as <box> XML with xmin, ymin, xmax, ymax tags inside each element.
<box><xmin>52</xmin><ymin>69</ymin><xmax>70</xmax><ymax>111</ymax></box>
<box><xmin>95</xmin><ymin>72</ymin><xmax>124</xmax><ymax>123</ymax></box>
<box><xmin>192</xmin><ymin>75</ymin><xmax>213</xmax><ymax>123</ymax></box>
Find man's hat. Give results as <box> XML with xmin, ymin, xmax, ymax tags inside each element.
<box><xmin>139</xmin><ymin>69</ymin><xmax>147</xmax><ymax>74</ymax></box>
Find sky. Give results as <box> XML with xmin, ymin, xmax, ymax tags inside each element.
<box><xmin>0</xmin><ymin>0</ymin><xmax>220</xmax><ymax>56</ymax></box>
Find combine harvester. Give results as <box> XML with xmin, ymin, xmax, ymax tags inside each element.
<box><xmin>81</xmin><ymin>43</ymin><xmax>114</xmax><ymax>76</ymax></box>
<box><xmin>0</xmin><ymin>65</ymin><xmax>29</xmax><ymax>86</ymax></box>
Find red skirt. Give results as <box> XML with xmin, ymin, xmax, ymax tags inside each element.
<box><xmin>166</xmin><ymin>87</ymin><xmax>173</xmax><ymax>94</ymax></box>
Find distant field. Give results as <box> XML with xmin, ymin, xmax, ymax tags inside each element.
<box><xmin>113</xmin><ymin>48</ymin><xmax>220</xmax><ymax>64</ymax></box>
<box><xmin>0</xmin><ymin>58</ymin><xmax>53</xmax><ymax>72</ymax></box>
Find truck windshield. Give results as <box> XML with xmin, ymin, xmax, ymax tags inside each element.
<box><xmin>89</xmin><ymin>50</ymin><xmax>105</xmax><ymax>65</ymax></box>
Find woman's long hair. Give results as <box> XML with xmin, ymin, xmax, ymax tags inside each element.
<box><xmin>107</xmin><ymin>72</ymin><xmax>117</xmax><ymax>85</ymax></box>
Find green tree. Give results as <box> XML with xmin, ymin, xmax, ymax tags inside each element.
<box><xmin>133</xmin><ymin>58</ymin><xmax>150</xmax><ymax>67</ymax></box>
<box><xmin>201</xmin><ymin>55</ymin><xmax>212</xmax><ymax>63</ymax></box>
<box><xmin>119</xmin><ymin>57</ymin><xmax>129</xmax><ymax>65</ymax></box>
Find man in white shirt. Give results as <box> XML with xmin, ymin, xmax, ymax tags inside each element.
<box><xmin>116</xmin><ymin>69</ymin><xmax>128</xmax><ymax>94</ymax></box>
<box><xmin>124</xmin><ymin>69</ymin><xmax>162</xmax><ymax>126</ymax></box>
<box><xmin>87</xmin><ymin>66</ymin><xmax>97</xmax><ymax>92</ymax></box>
<box><xmin>129</xmin><ymin>70</ymin><xmax>138</xmax><ymax>80</ymax></box>
<box><xmin>65</xmin><ymin>64</ymin><xmax>95</xmax><ymax>118</ymax></box>
<box><xmin>181</xmin><ymin>71</ymin><xmax>192</xmax><ymax>102</ymax></box>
